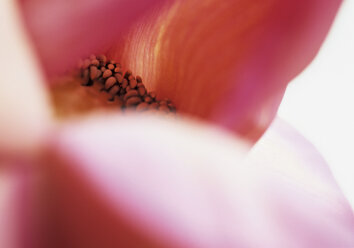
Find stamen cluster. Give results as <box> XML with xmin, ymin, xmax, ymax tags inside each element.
<box><xmin>79</xmin><ymin>55</ymin><xmax>176</xmax><ymax>114</ymax></box>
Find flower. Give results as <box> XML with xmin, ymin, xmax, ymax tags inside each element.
<box><xmin>22</xmin><ymin>0</ymin><xmax>344</xmax><ymax>141</ymax></box>
<box><xmin>1</xmin><ymin>0</ymin><xmax>354</xmax><ymax>247</ymax></box>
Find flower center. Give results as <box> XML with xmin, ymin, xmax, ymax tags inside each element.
<box><xmin>50</xmin><ymin>54</ymin><xmax>176</xmax><ymax>118</ymax></box>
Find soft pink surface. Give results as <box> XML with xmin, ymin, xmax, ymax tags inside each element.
<box><xmin>37</xmin><ymin>115</ymin><xmax>354</xmax><ymax>247</ymax></box>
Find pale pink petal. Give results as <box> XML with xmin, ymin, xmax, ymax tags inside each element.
<box><xmin>0</xmin><ymin>0</ymin><xmax>51</xmax><ymax>156</ymax></box>
<box><xmin>42</xmin><ymin>114</ymin><xmax>354</xmax><ymax>247</ymax></box>
<box><xmin>245</xmin><ymin>117</ymin><xmax>354</xmax><ymax>247</ymax></box>
<box><xmin>109</xmin><ymin>0</ymin><xmax>342</xmax><ymax>141</ymax></box>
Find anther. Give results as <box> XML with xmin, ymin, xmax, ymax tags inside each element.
<box><xmin>138</xmin><ymin>86</ymin><xmax>146</xmax><ymax>96</ymax></box>
<box><xmin>124</xmin><ymin>90</ymin><xmax>139</xmax><ymax>101</ymax></box>
<box><xmin>78</xmin><ymin>54</ymin><xmax>177</xmax><ymax>114</ymax></box>
<box><xmin>91</xmin><ymin>59</ymin><xmax>100</xmax><ymax>67</ymax></box>
<box><xmin>90</xmin><ymin>66</ymin><xmax>98</xmax><ymax>80</ymax></box>
<box><xmin>129</xmin><ymin>79</ymin><xmax>137</xmax><ymax>89</ymax></box>
<box><xmin>103</xmin><ymin>70</ymin><xmax>112</xmax><ymax>79</ymax></box>
<box><xmin>107</xmin><ymin>64</ymin><xmax>115</xmax><ymax>70</ymax></box>
<box><xmin>105</xmin><ymin>77</ymin><xmax>117</xmax><ymax>90</ymax></box>
<box><xmin>115</xmin><ymin>73</ymin><xmax>123</xmax><ymax>83</ymax></box>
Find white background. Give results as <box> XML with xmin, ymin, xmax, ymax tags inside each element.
<box><xmin>278</xmin><ymin>0</ymin><xmax>354</xmax><ymax>208</ymax></box>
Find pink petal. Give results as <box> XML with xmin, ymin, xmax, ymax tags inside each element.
<box><xmin>0</xmin><ymin>166</ymin><xmax>20</xmax><ymax>248</ymax></box>
<box><xmin>0</xmin><ymin>162</ymin><xmax>39</xmax><ymax>248</ymax></box>
<box><xmin>42</xmin><ymin>115</ymin><xmax>354</xmax><ymax>247</ymax></box>
<box><xmin>245</xmin><ymin>118</ymin><xmax>354</xmax><ymax>247</ymax></box>
<box><xmin>0</xmin><ymin>0</ymin><xmax>51</xmax><ymax>156</ymax></box>
<box><xmin>109</xmin><ymin>0</ymin><xmax>342</xmax><ymax>141</ymax></box>
<box><xmin>20</xmin><ymin>0</ymin><xmax>170</xmax><ymax>77</ymax></box>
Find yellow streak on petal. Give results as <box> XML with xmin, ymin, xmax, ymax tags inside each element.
<box><xmin>153</xmin><ymin>2</ymin><xmax>180</xmax><ymax>71</ymax></box>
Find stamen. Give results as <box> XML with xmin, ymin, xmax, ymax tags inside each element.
<box><xmin>79</xmin><ymin>54</ymin><xmax>176</xmax><ymax>114</ymax></box>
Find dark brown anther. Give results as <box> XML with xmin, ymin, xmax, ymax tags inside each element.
<box><xmin>124</xmin><ymin>70</ymin><xmax>132</xmax><ymax>79</ymax></box>
<box><xmin>82</xmin><ymin>69</ymin><xmax>90</xmax><ymax>85</ymax></box>
<box><xmin>114</xmin><ymin>67</ymin><xmax>122</xmax><ymax>74</ymax></box>
<box><xmin>91</xmin><ymin>59</ymin><xmax>100</xmax><ymax>67</ymax></box>
<box><xmin>105</xmin><ymin>77</ymin><xmax>117</xmax><ymax>90</ymax></box>
<box><xmin>96</xmin><ymin>70</ymin><xmax>102</xmax><ymax>79</ymax></box>
<box><xmin>136</xmin><ymin>102</ymin><xmax>149</xmax><ymax>111</ymax></box>
<box><xmin>121</xmin><ymin>79</ymin><xmax>128</xmax><ymax>88</ymax></box>
<box><xmin>119</xmin><ymin>88</ymin><xmax>126</xmax><ymax>95</ymax></box>
<box><xmin>136</xmin><ymin>76</ymin><xmax>142</xmax><ymax>83</ymax></box>
<box><xmin>78</xmin><ymin>54</ymin><xmax>176</xmax><ymax>115</ymax></box>
<box><xmin>115</xmin><ymin>73</ymin><xmax>123</xmax><ymax>83</ymax></box>
<box><xmin>89</xmin><ymin>66</ymin><xmax>98</xmax><ymax>80</ymax></box>
<box><xmin>97</xmin><ymin>55</ymin><xmax>107</xmax><ymax>66</ymax></box>
<box><xmin>107</xmin><ymin>64</ymin><xmax>115</xmax><ymax>70</ymax></box>
<box><xmin>109</xmin><ymin>85</ymin><xmax>120</xmax><ymax>96</ymax></box>
<box><xmin>149</xmin><ymin>92</ymin><xmax>156</xmax><ymax>99</ymax></box>
<box><xmin>123</xmin><ymin>90</ymin><xmax>139</xmax><ymax>101</ymax></box>
<box><xmin>83</xmin><ymin>59</ymin><xmax>91</xmax><ymax>69</ymax></box>
<box><xmin>103</xmin><ymin>70</ymin><xmax>112</xmax><ymax>78</ymax></box>
<box><xmin>129</xmin><ymin>79</ymin><xmax>137</xmax><ymax>89</ymax></box>
<box><xmin>138</xmin><ymin>86</ymin><xmax>146</xmax><ymax>96</ymax></box>
<box><xmin>126</xmin><ymin>96</ymin><xmax>142</xmax><ymax>106</ymax></box>
<box><xmin>144</xmin><ymin>96</ymin><xmax>152</xmax><ymax>103</ymax></box>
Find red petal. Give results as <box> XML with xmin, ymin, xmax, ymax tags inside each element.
<box><xmin>109</xmin><ymin>0</ymin><xmax>342</xmax><ymax>141</ymax></box>
<box><xmin>20</xmin><ymin>0</ymin><xmax>170</xmax><ymax>77</ymax></box>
